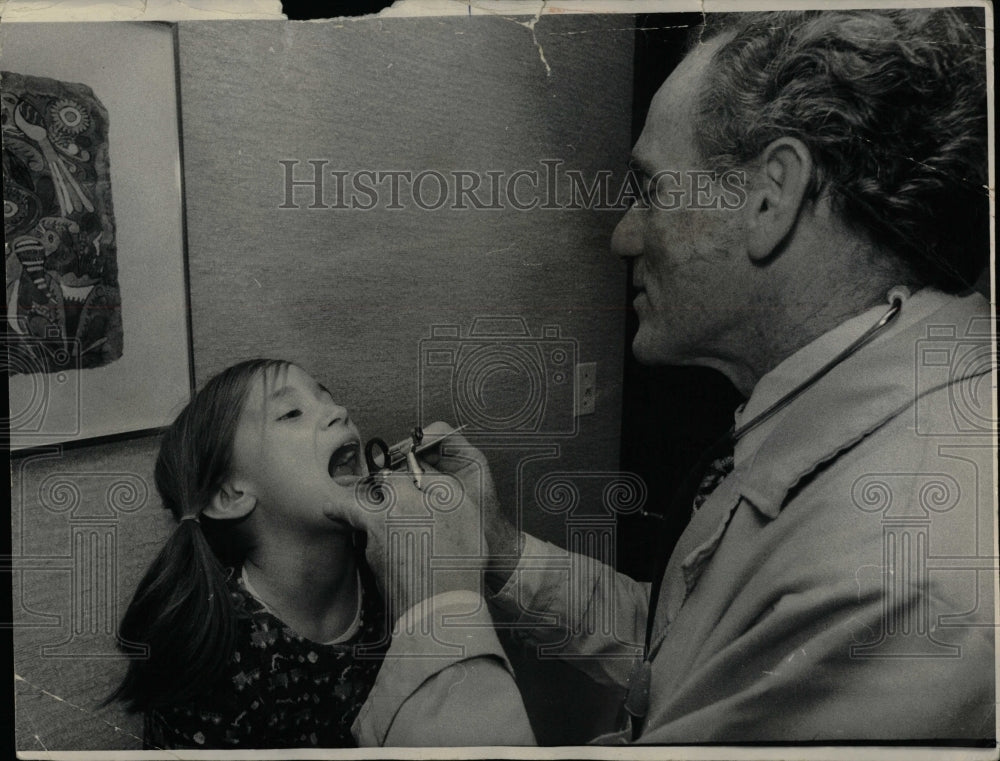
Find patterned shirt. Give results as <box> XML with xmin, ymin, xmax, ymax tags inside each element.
<box><xmin>144</xmin><ymin>562</ymin><xmax>387</xmax><ymax>749</ymax></box>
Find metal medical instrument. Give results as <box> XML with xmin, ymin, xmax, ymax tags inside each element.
<box><xmin>364</xmin><ymin>424</ymin><xmax>469</xmax><ymax>488</ymax></box>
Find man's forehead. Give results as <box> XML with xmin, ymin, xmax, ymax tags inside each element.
<box><xmin>634</xmin><ymin>35</ymin><xmax>727</xmax><ymax>169</ymax></box>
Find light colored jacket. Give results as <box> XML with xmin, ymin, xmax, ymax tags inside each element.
<box><xmin>354</xmin><ymin>288</ymin><xmax>996</xmax><ymax>746</ymax></box>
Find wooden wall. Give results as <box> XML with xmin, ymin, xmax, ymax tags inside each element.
<box><xmin>11</xmin><ymin>15</ymin><xmax>633</xmax><ymax>749</ymax></box>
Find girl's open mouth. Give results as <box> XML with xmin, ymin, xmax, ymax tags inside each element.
<box><xmin>328</xmin><ymin>441</ymin><xmax>361</xmax><ymax>480</ymax></box>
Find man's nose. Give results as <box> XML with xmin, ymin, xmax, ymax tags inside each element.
<box><xmin>611</xmin><ymin>206</ymin><xmax>643</xmax><ymax>259</ymax></box>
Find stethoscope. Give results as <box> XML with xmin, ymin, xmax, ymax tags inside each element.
<box><xmin>626</xmin><ymin>290</ymin><xmax>906</xmax><ymax>733</ymax></box>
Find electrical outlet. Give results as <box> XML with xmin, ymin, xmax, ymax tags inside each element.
<box><xmin>576</xmin><ymin>362</ymin><xmax>596</xmax><ymax>416</ymax></box>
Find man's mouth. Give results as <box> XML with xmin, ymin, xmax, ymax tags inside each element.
<box><xmin>328</xmin><ymin>441</ymin><xmax>361</xmax><ymax>480</ymax></box>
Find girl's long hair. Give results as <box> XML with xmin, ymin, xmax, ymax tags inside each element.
<box><xmin>106</xmin><ymin>358</ymin><xmax>289</xmax><ymax>712</ymax></box>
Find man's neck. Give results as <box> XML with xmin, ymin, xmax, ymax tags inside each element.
<box><xmin>710</xmin><ymin>278</ymin><xmax>905</xmax><ymax>398</ymax></box>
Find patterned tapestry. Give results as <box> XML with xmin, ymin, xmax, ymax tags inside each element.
<box><xmin>3</xmin><ymin>72</ymin><xmax>122</xmax><ymax>375</ymax></box>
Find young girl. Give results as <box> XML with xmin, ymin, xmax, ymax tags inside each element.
<box><xmin>108</xmin><ymin>358</ymin><xmax>387</xmax><ymax>749</ymax></box>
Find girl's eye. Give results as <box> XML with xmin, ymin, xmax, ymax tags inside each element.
<box><xmin>277</xmin><ymin>409</ymin><xmax>302</xmax><ymax>421</ymax></box>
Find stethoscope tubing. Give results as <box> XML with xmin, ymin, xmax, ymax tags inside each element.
<box><xmin>642</xmin><ymin>295</ymin><xmax>904</xmax><ymax>655</ymax></box>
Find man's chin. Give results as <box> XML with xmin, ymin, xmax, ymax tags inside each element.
<box><xmin>631</xmin><ymin>331</ymin><xmax>673</xmax><ymax>366</ymax></box>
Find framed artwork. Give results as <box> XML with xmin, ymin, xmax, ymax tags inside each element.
<box><xmin>4</xmin><ymin>23</ymin><xmax>193</xmax><ymax>450</ymax></box>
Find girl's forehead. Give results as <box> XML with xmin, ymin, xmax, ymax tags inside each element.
<box><xmin>241</xmin><ymin>363</ymin><xmax>294</xmax><ymax>414</ymax></box>
<box><xmin>260</xmin><ymin>362</ymin><xmax>295</xmax><ymax>392</ymax></box>
<box><xmin>242</xmin><ymin>363</ymin><xmax>321</xmax><ymax>414</ymax></box>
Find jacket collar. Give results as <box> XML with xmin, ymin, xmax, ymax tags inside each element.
<box><xmin>732</xmin><ymin>289</ymin><xmax>992</xmax><ymax>519</ymax></box>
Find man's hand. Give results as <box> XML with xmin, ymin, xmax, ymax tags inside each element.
<box><xmin>419</xmin><ymin>422</ymin><xmax>522</xmax><ymax>594</ymax></box>
<box><xmin>323</xmin><ymin>424</ymin><xmax>492</xmax><ymax>622</ymax></box>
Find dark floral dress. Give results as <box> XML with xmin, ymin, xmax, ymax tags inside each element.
<box><xmin>143</xmin><ymin>563</ymin><xmax>387</xmax><ymax>749</ymax></box>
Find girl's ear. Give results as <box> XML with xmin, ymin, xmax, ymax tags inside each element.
<box><xmin>204</xmin><ymin>481</ymin><xmax>257</xmax><ymax>520</ymax></box>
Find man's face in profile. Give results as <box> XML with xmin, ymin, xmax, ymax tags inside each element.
<box><xmin>612</xmin><ymin>34</ymin><xmax>754</xmax><ymax>372</ymax></box>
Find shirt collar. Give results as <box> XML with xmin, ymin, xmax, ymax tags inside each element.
<box><xmin>731</xmin><ymin>287</ymin><xmax>990</xmax><ymax>519</ymax></box>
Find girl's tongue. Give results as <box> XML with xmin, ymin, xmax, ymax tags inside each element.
<box><xmin>328</xmin><ymin>441</ymin><xmax>361</xmax><ymax>480</ymax></box>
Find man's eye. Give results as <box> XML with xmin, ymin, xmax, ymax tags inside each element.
<box><xmin>626</xmin><ymin>168</ymin><xmax>651</xmax><ymax>209</ymax></box>
<box><xmin>629</xmin><ymin>187</ymin><xmax>651</xmax><ymax>212</ymax></box>
<box><xmin>277</xmin><ymin>409</ymin><xmax>302</xmax><ymax>421</ymax></box>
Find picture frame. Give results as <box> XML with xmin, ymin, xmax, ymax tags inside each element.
<box><xmin>4</xmin><ymin>21</ymin><xmax>193</xmax><ymax>452</ymax></box>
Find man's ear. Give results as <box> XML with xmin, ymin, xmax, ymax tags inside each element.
<box><xmin>745</xmin><ymin>137</ymin><xmax>813</xmax><ymax>263</ymax></box>
<box><xmin>204</xmin><ymin>480</ymin><xmax>257</xmax><ymax>520</ymax></box>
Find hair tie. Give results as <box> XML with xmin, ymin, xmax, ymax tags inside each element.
<box><xmin>179</xmin><ymin>514</ymin><xmax>201</xmax><ymax>524</ymax></box>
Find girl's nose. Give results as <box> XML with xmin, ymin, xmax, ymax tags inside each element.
<box><xmin>324</xmin><ymin>402</ymin><xmax>349</xmax><ymax>428</ymax></box>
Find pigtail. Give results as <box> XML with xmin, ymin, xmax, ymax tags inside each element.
<box><xmin>105</xmin><ymin>518</ymin><xmax>237</xmax><ymax>712</ymax></box>
<box><xmin>105</xmin><ymin>358</ymin><xmax>288</xmax><ymax>714</ymax></box>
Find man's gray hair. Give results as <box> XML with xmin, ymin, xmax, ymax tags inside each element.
<box><xmin>696</xmin><ymin>9</ymin><xmax>988</xmax><ymax>292</ymax></box>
